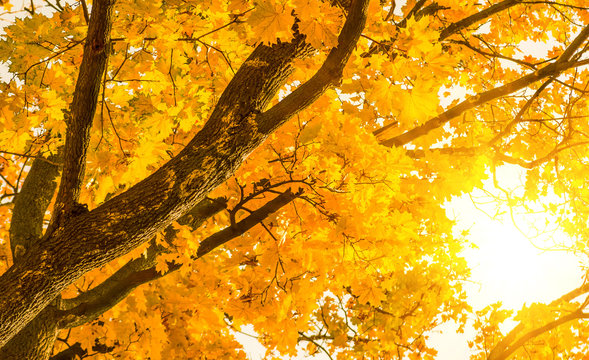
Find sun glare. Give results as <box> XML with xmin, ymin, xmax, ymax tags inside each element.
<box><xmin>429</xmin><ymin>165</ymin><xmax>584</xmax><ymax>359</ymax></box>
<box><xmin>451</xmin><ymin>165</ymin><xmax>582</xmax><ymax>310</ymax></box>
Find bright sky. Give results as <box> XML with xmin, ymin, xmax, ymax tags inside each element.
<box><xmin>427</xmin><ymin>30</ymin><xmax>584</xmax><ymax>360</ymax></box>
<box><xmin>429</xmin><ymin>164</ymin><xmax>583</xmax><ymax>359</ymax></box>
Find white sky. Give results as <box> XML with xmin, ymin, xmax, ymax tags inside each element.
<box><xmin>430</xmin><ymin>165</ymin><xmax>583</xmax><ymax>359</ymax></box>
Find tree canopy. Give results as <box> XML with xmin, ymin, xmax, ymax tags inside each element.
<box><xmin>0</xmin><ymin>0</ymin><xmax>589</xmax><ymax>359</ymax></box>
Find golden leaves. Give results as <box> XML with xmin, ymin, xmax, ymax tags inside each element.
<box><xmin>2</xmin><ymin>0</ymin><xmax>589</xmax><ymax>358</ymax></box>
<box><xmin>248</xmin><ymin>0</ymin><xmax>295</xmax><ymax>44</ymax></box>
<box><xmin>353</xmin><ymin>277</ymin><xmax>386</xmax><ymax>306</ymax></box>
<box><xmin>246</xmin><ymin>0</ymin><xmax>343</xmax><ymax>47</ymax></box>
<box><xmin>293</xmin><ymin>0</ymin><xmax>343</xmax><ymax>48</ymax></box>
<box><xmin>400</xmin><ymin>77</ymin><xmax>440</xmax><ymax>124</ymax></box>
<box><xmin>0</xmin><ymin>0</ymin><xmax>11</xmax><ymax>11</ymax></box>
<box><xmin>400</xmin><ymin>16</ymin><xmax>439</xmax><ymax>59</ymax></box>
<box><xmin>368</xmin><ymin>76</ymin><xmax>439</xmax><ymax>127</ymax></box>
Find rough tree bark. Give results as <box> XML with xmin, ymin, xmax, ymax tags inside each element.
<box><xmin>0</xmin><ymin>0</ymin><xmax>369</xmax><ymax>356</ymax></box>
<box><xmin>3</xmin><ymin>155</ymin><xmax>61</xmax><ymax>359</ymax></box>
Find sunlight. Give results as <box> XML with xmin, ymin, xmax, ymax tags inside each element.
<box><xmin>460</xmin><ymin>211</ymin><xmax>581</xmax><ymax>310</ymax></box>
<box><xmin>451</xmin><ymin>165</ymin><xmax>582</xmax><ymax>311</ymax></box>
<box><xmin>429</xmin><ymin>165</ymin><xmax>584</xmax><ymax>359</ymax></box>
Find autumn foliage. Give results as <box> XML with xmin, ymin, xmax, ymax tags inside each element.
<box><xmin>1</xmin><ymin>0</ymin><xmax>589</xmax><ymax>359</ymax></box>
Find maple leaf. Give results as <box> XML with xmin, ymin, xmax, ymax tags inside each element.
<box><xmin>401</xmin><ymin>16</ymin><xmax>439</xmax><ymax>58</ymax></box>
<box><xmin>353</xmin><ymin>278</ymin><xmax>386</xmax><ymax>306</ymax></box>
<box><xmin>293</xmin><ymin>0</ymin><xmax>342</xmax><ymax>48</ymax></box>
<box><xmin>1</xmin><ymin>0</ymin><xmax>12</xmax><ymax>11</ymax></box>
<box><xmin>399</xmin><ymin>77</ymin><xmax>439</xmax><ymax>125</ymax></box>
<box><xmin>248</xmin><ymin>0</ymin><xmax>294</xmax><ymax>44</ymax></box>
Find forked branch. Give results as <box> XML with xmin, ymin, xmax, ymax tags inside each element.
<box><xmin>196</xmin><ymin>188</ymin><xmax>301</xmax><ymax>258</ymax></box>
<box><xmin>56</xmin><ymin>191</ymin><xmax>298</xmax><ymax>329</ymax></box>
<box><xmin>0</xmin><ymin>0</ymin><xmax>370</xmax><ymax>347</ymax></box>
<box><xmin>257</xmin><ymin>0</ymin><xmax>369</xmax><ymax>134</ymax></box>
<box><xmin>380</xmin><ymin>59</ymin><xmax>589</xmax><ymax>147</ymax></box>
<box><xmin>439</xmin><ymin>0</ymin><xmax>520</xmax><ymax>41</ymax></box>
<box><xmin>380</xmin><ymin>24</ymin><xmax>589</xmax><ymax>147</ymax></box>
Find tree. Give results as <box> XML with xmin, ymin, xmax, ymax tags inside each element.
<box><xmin>0</xmin><ymin>0</ymin><xmax>589</xmax><ymax>358</ymax></box>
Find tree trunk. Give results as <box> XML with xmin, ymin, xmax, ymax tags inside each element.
<box><xmin>0</xmin><ymin>0</ymin><xmax>368</xmax><ymax>349</ymax></box>
<box><xmin>1</xmin><ymin>306</ymin><xmax>59</xmax><ymax>360</ymax></box>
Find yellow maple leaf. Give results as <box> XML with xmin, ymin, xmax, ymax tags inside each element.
<box><xmin>354</xmin><ymin>278</ymin><xmax>386</xmax><ymax>306</ymax></box>
<box><xmin>155</xmin><ymin>256</ymin><xmax>170</xmax><ymax>274</ymax></box>
<box><xmin>399</xmin><ymin>77</ymin><xmax>439</xmax><ymax>124</ymax></box>
<box><xmin>1</xmin><ymin>0</ymin><xmax>12</xmax><ymax>11</ymax></box>
<box><xmin>294</xmin><ymin>0</ymin><xmax>342</xmax><ymax>48</ymax></box>
<box><xmin>248</xmin><ymin>0</ymin><xmax>294</xmax><ymax>44</ymax></box>
<box><xmin>332</xmin><ymin>332</ymin><xmax>348</xmax><ymax>347</ymax></box>
<box><xmin>369</xmin><ymin>77</ymin><xmax>405</xmax><ymax>116</ymax></box>
<box><xmin>402</xmin><ymin>16</ymin><xmax>438</xmax><ymax>58</ymax></box>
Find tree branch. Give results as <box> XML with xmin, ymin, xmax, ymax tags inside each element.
<box><xmin>56</xmin><ymin>252</ymin><xmax>173</xmax><ymax>329</ymax></box>
<box><xmin>56</xmin><ymin>191</ymin><xmax>296</xmax><ymax>328</ymax></box>
<box><xmin>450</xmin><ymin>38</ymin><xmax>541</xmax><ymax>68</ymax></box>
<box><xmin>50</xmin><ymin>0</ymin><xmax>114</xmax><ymax>226</ymax></box>
<box><xmin>380</xmin><ymin>23</ymin><xmax>589</xmax><ymax>147</ymax></box>
<box><xmin>488</xmin><ymin>283</ymin><xmax>589</xmax><ymax>359</ymax></box>
<box><xmin>488</xmin><ymin>310</ymin><xmax>589</xmax><ymax>360</ymax></box>
<box><xmin>380</xmin><ymin>57</ymin><xmax>589</xmax><ymax>147</ymax></box>
<box><xmin>363</xmin><ymin>0</ymin><xmax>521</xmax><ymax>59</ymax></box>
<box><xmin>196</xmin><ymin>188</ymin><xmax>301</xmax><ymax>258</ymax></box>
<box><xmin>298</xmin><ymin>331</ymin><xmax>335</xmax><ymax>360</ymax></box>
<box><xmin>555</xmin><ymin>24</ymin><xmax>589</xmax><ymax>64</ymax></box>
<box><xmin>257</xmin><ymin>0</ymin><xmax>369</xmax><ymax>135</ymax></box>
<box><xmin>175</xmin><ymin>196</ymin><xmax>229</xmax><ymax>231</ymax></box>
<box><xmin>9</xmin><ymin>153</ymin><xmax>61</xmax><ymax>261</ymax></box>
<box><xmin>56</xmin><ymin>197</ymin><xmax>227</xmax><ymax>327</ymax></box>
<box><xmin>494</xmin><ymin>141</ymin><xmax>589</xmax><ymax>169</ymax></box>
<box><xmin>439</xmin><ymin>0</ymin><xmax>521</xmax><ymax>41</ymax></box>
<box><xmin>486</xmin><ymin>78</ymin><xmax>554</xmax><ymax>146</ymax></box>
<box><xmin>0</xmin><ymin>150</ymin><xmax>61</xmax><ymax>165</ymax></box>
<box><xmin>557</xmin><ymin>283</ymin><xmax>589</xmax><ymax>303</ymax></box>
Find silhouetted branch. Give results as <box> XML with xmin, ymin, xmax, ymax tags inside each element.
<box><xmin>196</xmin><ymin>188</ymin><xmax>301</xmax><ymax>258</ymax></box>
<box><xmin>56</xmin><ymin>190</ymin><xmax>297</xmax><ymax>329</ymax></box>
<box><xmin>381</xmin><ymin>58</ymin><xmax>589</xmax><ymax>147</ymax></box>
<box><xmin>439</xmin><ymin>0</ymin><xmax>520</xmax><ymax>40</ymax></box>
